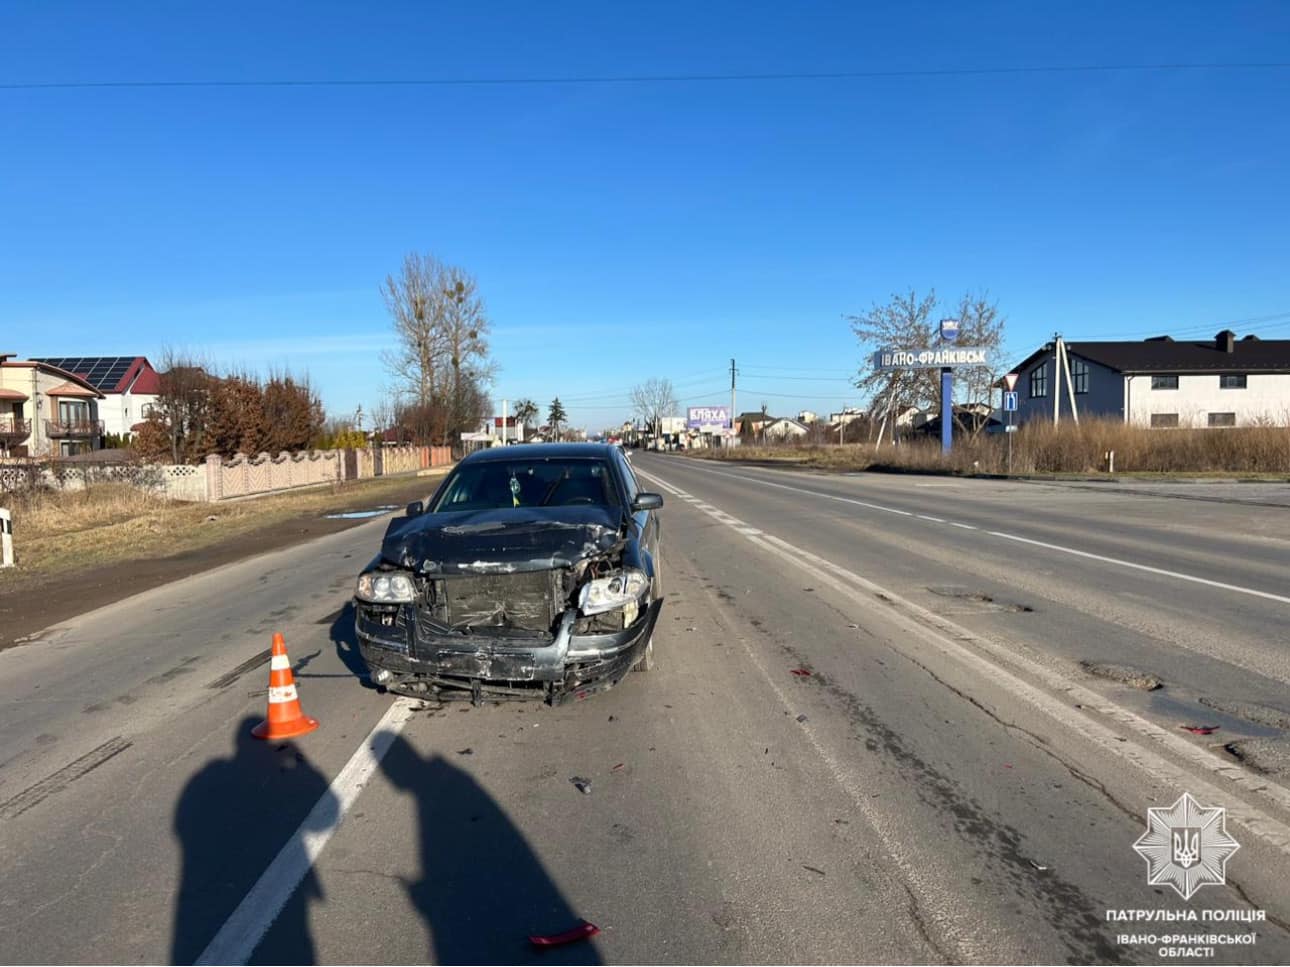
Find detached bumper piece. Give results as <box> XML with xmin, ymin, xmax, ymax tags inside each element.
<box><xmin>356</xmin><ymin>598</ymin><xmax>662</xmax><ymax>705</ymax></box>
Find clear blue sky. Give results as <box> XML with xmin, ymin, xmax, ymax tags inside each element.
<box><xmin>3</xmin><ymin>1</ymin><xmax>1288</xmax><ymax>430</ymax></box>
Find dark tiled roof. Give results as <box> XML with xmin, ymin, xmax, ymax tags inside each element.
<box><xmin>1012</xmin><ymin>333</ymin><xmax>1290</xmax><ymax>375</ymax></box>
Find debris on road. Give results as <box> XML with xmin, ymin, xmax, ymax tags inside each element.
<box><xmin>1180</xmin><ymin>725</ymin><xmax>1219</xmax><ymax>735</ymax></box>
<box><xmin>1029</xmin><ymin>860</ymin><xmax>1049</xmax><ymax>871</ymax></box>
<box><xmin>529</xmin><ymin>920</ymin><xmax>601</xmax><ymax>947</ymax></box>
<box><xmin>1078</xmin><ymin>660</ymin><xmax>1163</xmax><ymax>691</ymax></box>
<box><xmin>803</xmin><ymin>865</ymin><xmax>826</xmax><ymax>876</ymax></box>
<box><xmin>456</xmin><ymin>747</ymin><xmax>474</xmax><ymax>755</ymax></box>
<box><xmin>570</xmin><ymin>776</ymin><xmax>593</xmax><ymax>795</ymax></box>
<box><xmin>796</xmin><ymin>714</ymin><xmax>808</xmax><ymax>723</ymax></box>
<box><xmin>611</xmin><ymin>762</ymin><xmax>625</xmax><ymax>772</ymax></box>
<box><xmin>790</xmin><ymin>667</ymin><xmax>812</xmax><ymax>677</ymax></box>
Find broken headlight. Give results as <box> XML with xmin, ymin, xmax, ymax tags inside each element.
<box><xmin>356</xmin><ymin>571</ymin><xmax>417</xmax><ymax>604</ymax></box>
<box><xmin>579</xmin><ymin>568</ymin><xmax>648</xmax><ymax>617</ymax></box>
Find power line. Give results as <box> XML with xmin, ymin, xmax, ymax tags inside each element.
<box><xmin>1077</xmin><ymin>310</ymin><xmax>1290</xmax><ymax>340</ymax></box>
<box><xmin>736</xmin><ymin>363</ymin><xmax>856</xmax><ymax>374</ymax></box>
<box><xmin>4</xmin><ymin>62</ymin><xmax>1287</xmax><ymax>92</ymax></box>
<box><xmin>739</xmin><ymin>372</ymin><xmax>854</xmax><ymax>382</ymax></box>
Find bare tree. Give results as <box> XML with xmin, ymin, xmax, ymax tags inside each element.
<box><xmin>848</xmin><ymin>290</ymin><xmax>940</xmax><ymax>432</ymax></box>
<box><xmin>952</xmin><ymin>292</ymin><xmax>1007</xmax><ymax>436</ymax></box>
<box><xmin>380</xmin><ymin>253</ymin><xmax>495</xmax><ymax>444</ymax></box>
<box><xmin>629</xmin><ymin>378</ymin><xmax>679</xmax><ymax>439</ymax></box>
<box><xmin>154</xmin><ymin>348</ymin><xmax>215</xmax><ymax>463</ymax></box>
<box><xmin>849</xmin><ymin>289</ymin><xmax>1006</xmax><ymax>439</ymax></box>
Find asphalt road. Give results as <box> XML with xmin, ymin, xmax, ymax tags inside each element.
<box><xmin>2</xmin><ymin>454</ymin><xmax>1290</xmax><ymax>964</ymax></box>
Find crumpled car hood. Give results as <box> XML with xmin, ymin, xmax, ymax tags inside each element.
<box><xmin>381</xmin><ymin>505</ymin><xmax>626</xmax><ymax>575</ymax></box>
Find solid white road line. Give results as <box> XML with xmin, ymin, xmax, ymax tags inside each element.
<box><xmin>195</xmin><ymin>697</ymin><xmax>420</xmax><ymax>966</ymax></box>
<box><xmin>985</xmin><ymin>529</ymin><xmax>1290</xmax><ymax>606</ymax></box>
<box><xmin>672</xmin><ymin>460</ymin><xmax>1290</xmax><ymax>607</ymax></box>
<box><xmin>635</xmin><ymin>465</ymin><xmax>1290</xmax><ymax>852</ymax></box>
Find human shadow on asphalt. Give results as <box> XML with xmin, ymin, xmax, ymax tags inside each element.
<box><xmin>327</xmin><ymin>602</ymin><xmax>374</xmax><ymax>687</ymax></box>
<box><xmin>171</xmin><ymin>716</ymin><xmax>338</xmax><ymax>965</ymax></box>
<box><xmin>381</xmin><ymin>735</ymin><xmax>603</xmax><ymax>966</ymax></box>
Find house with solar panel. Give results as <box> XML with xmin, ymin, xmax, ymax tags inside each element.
<box><xmin>0</xmin><ymin>354</ymin><xmax>107</xmax><ymax>457</ymax></box>
<box><xmin>32</xmin><ymin>356</ymin><xmax>162</xmax><ymax>444</ymax></box>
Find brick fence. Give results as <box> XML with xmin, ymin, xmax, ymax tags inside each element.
<box><xmin>206</xmin><ymin>445</ymin><xmax>451</xmax><ymax>500</ymax></box>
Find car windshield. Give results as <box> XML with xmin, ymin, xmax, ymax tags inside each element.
<box><xmin>431</xmin><ymin>458</ymin><xmax>619</xmax><ymax>511</ymax></box>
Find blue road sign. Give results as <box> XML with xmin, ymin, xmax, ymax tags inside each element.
<box><xmin>1003</xmin><ymin>391</ymin><xmax>1018</xmax><ymax>412</ymax></box>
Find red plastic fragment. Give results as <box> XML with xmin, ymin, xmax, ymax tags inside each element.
<box><xmin>529</xmin><ymin>921</ymin><xmax>600</xmax><ymax>947</ymax></box>
<box><xmin>1180</xmin><ymin>725</ymin><xmax>1219</xmax><ymax>735</ymax></box>
<box><xmin>790</xmin><ymin>668</ymin><xmax>812</xmax><ymax>677</ymax></box>
<box><xmin>611</xmin><ymin>762</ymin><xmax>625</xmax><ymax>772</ymax></box>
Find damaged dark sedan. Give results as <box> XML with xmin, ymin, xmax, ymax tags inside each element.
<box><xmin>354</xmin><ymin>443</ymin><xmax>664</xmax><ymax>704</ymax></box>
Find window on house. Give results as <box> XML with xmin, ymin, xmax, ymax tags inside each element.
<box><xmin>1071</xmin><ymin>358</ymin><xmax>1089</xmax><ymax>394</ymax></box>
<box><xmin>1208</xmin><ymin>412</ymin><xmax>1236</xmax><ymax>427</ymax></box>
<box><xmin>1151</xmin><ymin>375</ymin><xmax>1179</xmax><ymax>390</ymax></box>
<box><xmin>1029</xmin><ymin>366</ymin><xmax>1047</xmax><ymax>399</ymax></box>
<box><xmin>1151</xmin><ymin>413</ymin><xmax>1180</xmax><ymax>428</ymax></box>
<box><xmin>1219</xmin><ymin>374</ymin><xmax>1247</xmax><ymax>389</ymax></box>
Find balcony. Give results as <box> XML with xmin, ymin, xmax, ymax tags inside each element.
<box><xmin>45</xmin><ymin>418</ymin><xmax>104</xmax><ymax>439</ymax></box>
<box><xmin>0</xmin><ymin>416</ymin><xmax>31</xmax><ymax>446</ymax></box>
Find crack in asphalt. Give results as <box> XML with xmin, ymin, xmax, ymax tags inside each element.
<box><xmin>780</xmin><ymin>638</ymin><xmax>1123</xmax><ymax>964</ymax></box>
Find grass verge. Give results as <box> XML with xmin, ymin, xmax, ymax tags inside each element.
<box><xmin>686</xmin><ymin>419</ymin><xmax>1290</xmax><ymax>477</ymax></box>
<box><xmin>0</xmin><ymin>471</ymin><xmax>449</xmax><ymax>585</ymax></box>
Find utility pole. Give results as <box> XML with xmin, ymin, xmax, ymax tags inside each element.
<box><xmin>729</xmin><ymin>357</ymin><xmax>737</xmax><ymax>448</ymax></box>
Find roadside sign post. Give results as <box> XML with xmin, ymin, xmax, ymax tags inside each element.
<box><xmin>0</xmin><ymin>507</ymin><xmax>13</xmax><ymax>568</ymax></box>
<box><xmin>1003</xmin><ymin>387</ymin><xmax>1019</xmax><ymax>474</ymax></box>
<box><xmin>871</xmin><ymin>341</ymin><xmax>988</xmax><ymax>456</ymax></box>
<box><xmin>938</xmin><ymin>320</ymin><xmax>958</xmax><ymax>455</ymax></box>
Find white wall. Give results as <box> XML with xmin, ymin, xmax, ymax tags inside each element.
<box><xmin>1125</xmin><ymin>373</ymin><xmax>1290</xmax><ymax>427</ymax></box>
<box><xmin>765</xmin><ymin>420</ymin><xmax>807</xmax><ymax>439</ymax></box>
<box><xmin>96</xmin><ymin>392</ymin><xmax>159</xmax><ymax>438</ymax></box>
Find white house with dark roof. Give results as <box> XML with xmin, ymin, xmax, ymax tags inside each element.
<box><xmin>1008</xmin><ymin>330</ymin><xmax>1290</xmax><ymax>428</ymax></box>
<box><xmin>764</xmin><ymin>416</ymin><xmax>809</xmax><ymax>440</ymax></box>
<box><xmin>32</xmin><ymin>356</ymin><xmax>161</xmax><ymax>439</ymax></box>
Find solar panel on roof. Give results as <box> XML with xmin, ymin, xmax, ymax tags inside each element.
<box><xmin>33</xmin><ymin>355</ymin><xmax>139</xmax><ymax>390</ymax></box>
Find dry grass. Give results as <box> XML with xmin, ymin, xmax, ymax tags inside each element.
<box><xmin>0</xmin><ymin>471</ymin><xmax>450</xmax><ymax>582</ymax></box>
<box><xmin>689</xmin><ymin>420</ymin><xmax>1290</xmax><ymax>477</ymax></box>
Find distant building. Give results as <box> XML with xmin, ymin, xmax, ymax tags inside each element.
<box><xmin>1008</xmin><ymin>330</ymin><xmax>1290</xmax><ymax>427</ymax></box>
<box><xmin>828</xmin><ymin>406</ymin><xmax>867</xmax><ymax>427</ymax></box>
<box><xmin>797</xmin><ymin>410</ymin><xmax>818</xmax><ymax>425</ymax></box>
<box><xmin>764</xmin><ymin>417</ymin><xmax>809</xmax><ymax>440</ymax></box>
<box><xmin>33</xmin><ymin>356</ymin><xmax>160</xmax><ymax>440</ymax></box>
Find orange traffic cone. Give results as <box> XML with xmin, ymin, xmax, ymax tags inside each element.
<box><xmin>251</xmin><ymin>632</ymin><xmax>319</xmax><ymax>740</ymax></box>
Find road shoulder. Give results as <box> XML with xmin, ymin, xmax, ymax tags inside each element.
<box><xmin>0</xmin><ymin>473</ymin><xmax>446</xmax><ymax>651</ymax></box>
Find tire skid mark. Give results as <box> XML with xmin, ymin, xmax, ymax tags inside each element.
<box><xmin>0</xmin><ymin>737</ymin><xmax>132</xmax><ymax>820</ymax></box>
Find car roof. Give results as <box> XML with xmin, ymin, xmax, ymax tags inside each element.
<box><xmin>460</xmin><ymin>442</ymin><xmax>620</xmax><ymax>464</ymax></box>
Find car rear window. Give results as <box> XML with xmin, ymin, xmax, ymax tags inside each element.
<box><xmin>432</xmin><ymin>459</ymin><xmax>620</xmax><ymax>511</ymax></box>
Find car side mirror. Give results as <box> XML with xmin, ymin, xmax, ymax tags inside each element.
<box><xmin>406</xmin><ymin>500</ymin><xmax>424</xmax><ymax>518</ymax></box>
<box><xmin>631</xmin><ymin>492</ymin><xmax>663</xmax><ymax>511</ymax></box>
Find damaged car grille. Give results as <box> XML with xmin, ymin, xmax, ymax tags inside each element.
<box><xmin>417</xmin><ymin>571</ymin><xmax>563</xmax><ymax>639</ymax></box>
